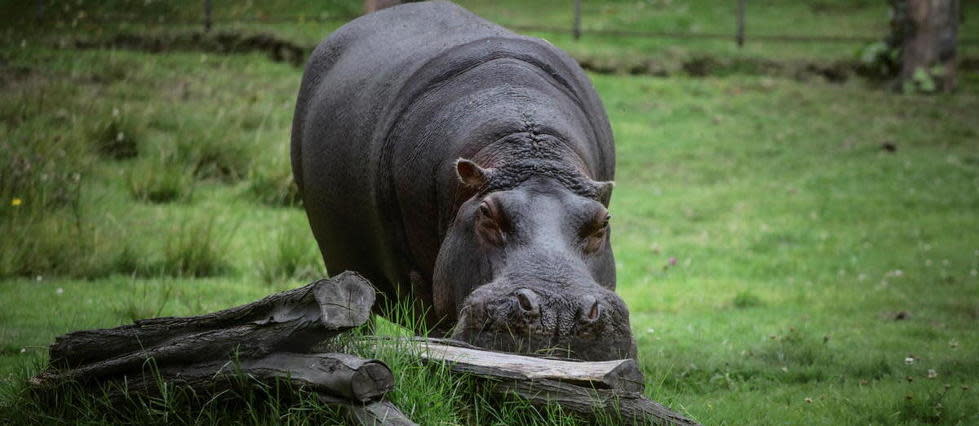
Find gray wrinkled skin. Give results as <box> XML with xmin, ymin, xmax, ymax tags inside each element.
<box><xmin>291</xmin><ymin>1</ymin><xmax>634</xmax><ymax>360</ymax></box>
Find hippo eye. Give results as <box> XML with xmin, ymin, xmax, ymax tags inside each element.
<box><xmin>479</xmin><ymin>202</ymin><xmax>492</xmax><ymax>217</ymax></box>
<box><xmin>582</xmin><ymin>214</ymin><xmax>610</xmax><ymax>254</ymax></box>
<box><xmin>476</xmin><ymin>200</ymin><xmax>506</xmax><ymax>246</ymax></box>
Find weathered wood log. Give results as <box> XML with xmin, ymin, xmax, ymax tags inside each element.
<box><xmin>493</xmin><ymin>379</ymin><xmax>697</xmax><ymax>425</ymax></box>
<box><xmin>46</xmin><ymin>271</ymin><xmax>374</xmax><ymax>379</ymax></box>
<box><xmin>32</xmin><ymin>352</ymin><xmax>393</xmax><ymax>403</ymax></box>
<box><xmin>378</xmin><ymin>337</ymin><xmax>645</xmax><ymax>392</ymax></box>
<box><xmin>316</xmin><ymin>395</ymin><xmax>418</xmax><ymax>426</ymax></box>
<box><xmin>360</xmin><ymin>337</ymin><xmax>697</xmax><ymax>425</ymax></box>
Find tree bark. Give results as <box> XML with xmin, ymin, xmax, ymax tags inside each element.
<box><xmin>891</xmin><ymin>0</ymin><xmax>960</xmax><ymax>91</ymax></box>
<box><xmin>47</xmin><ymin>271</ymin><xmax>375</xmax><ymax>374</ymax></box>
<box><xmin>330</xmin><ymin>397</ymin><xmax>419</xmax><ymax>426</ymax></box>
<box><xmin>493</xmin><ymin>379</ymin><xmax>697</xmax><ymax>425</ymax></box>
<box><xmin>32</xmin><ymin>352</ymin><xmax>394</xmax><ymax>403</ymax></box>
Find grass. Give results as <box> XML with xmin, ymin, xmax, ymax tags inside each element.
<box><xmin>1</xmin><ymin>1</ymin><xmax>978</xmax><ymax>424</ymax></box>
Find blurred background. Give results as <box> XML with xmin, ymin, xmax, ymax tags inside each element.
<box><xmin>1</xmin><ymin>1</ymin><xmax>977</xmax><ymax>424</ymax></box>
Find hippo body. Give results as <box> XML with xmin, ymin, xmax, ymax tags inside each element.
<box><xmin>292</xmin><ymin>1</ymin><xmax>632</xmax><ymax>360</ymax></box>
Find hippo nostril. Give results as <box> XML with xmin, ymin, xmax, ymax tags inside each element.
<box><xmin>587</xmin><ymin>301</ymin><xmax>600</xmax><ymax>321</ymax></box>
<box><xmin>515</xmin><ymin>289</ymin><xmax>539</xmax><ymax>313</ymax></box>
<box><xmin>580</xmin><ymin>296</ymin><xmax>601</xmax><ymax>324</ymax></box>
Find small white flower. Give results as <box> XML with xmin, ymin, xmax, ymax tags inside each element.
<box><xmin>35</xmin><ymin>275</ymin><xmax>43</xmax><ymax>282</ymax></box>
<box><xmin>927</xmin><ymin>369</ymin><xmax>938</xmax><ymax>379</ymax></box>
<box><xmin>646</xmin><ymin>328</ymin><xmax>655</xmax><ymax>334</ymax></box>
<box><xmin>904</xmin><ymin>357</ymin><xmax>915</xmax><ymax>365</ymax></box>
<box><xmin>19</xmin><ymin>348</ymin><xmax>26</xmax><ymax>353</ymax></box>
<box><xmin>116</xmin><ymin>131</ymin><xmax>124</xmax><ymax>142</ymax></box>
<box><xmin>55</xmin><ymin>288</ymin><xmax>64</xmax><ymax>295</ymax></box>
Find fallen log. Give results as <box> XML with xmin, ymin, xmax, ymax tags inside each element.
<box><xmin>315</xmin><ymin>395</ymin><xmax>418</xmax><ymax>426</ymax></box>
<box><xmin>360</xmin><ymin>337</ymin><xmax>697</xmax><ymax>425</ymax></box>
<box><xmin>31</xmin><ymin>352</ymin><xmax>394</xmax><ymax>403</ymax></box>
<box><xmin>361</xmin><ymin>337</ymin><xmax>644</xmax><ymax>392</ymax></box>
<box><xmin>494</xmin><ymin>379</ymin><xmax>696</xmax><ymax>425</ymax></box>
<box><xmin>46</xmin><ymin>271</ymin><xmax>374</xmax><ymax>378</ymax></box>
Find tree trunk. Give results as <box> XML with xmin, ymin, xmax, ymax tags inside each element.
<box><xmin>32</xmin><ymin>352</ymin><xmax>395</xmax><ymax>404</ymax></box>
<box><xmin>890</xmin><ymin>0</ymin><xmax>960</xmax><ymax>92</ymax></box>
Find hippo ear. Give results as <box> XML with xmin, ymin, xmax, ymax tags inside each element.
<box><xmin>455</xmin><ymin>158</ymin><xmax>493</xmax><ymax>188</ymax></box>
<box><xmin>593</xmin><ymin>180</ymin><xmax>615</xmax><ymax>206</ymax></box>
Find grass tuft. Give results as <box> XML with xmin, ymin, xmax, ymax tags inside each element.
<box><xmin>161</xmin><ymin>218</ymin><xmax>232</xmax><ymax>277</ymax></box>
<box><xmin>256</xmin><ymin>220</ymin><xmax>324</xmax><ymax>284</ymax></box>
<box><xmin>731</xmin><ymin>290</ymin><xmax>765</xmax><ymax>308</ymax></box>
<box><xmin>127</xmin><ymin>156</ymin><xmax>193</xmax><ymax>203</ymax></box>
<box><xmin>89</xmin><ymin>112</ymin><xmax>140</xmax><ymax>160</ymax></box>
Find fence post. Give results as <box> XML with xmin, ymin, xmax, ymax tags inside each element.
<box><xmin>573</xmin><ymin>0</ymin><xmax>582</xmax><ymax>40</ymax></box>
<box><xmin>203</xmin><ymin>0</ymin><xmax>213</xmax><ymax>32</ymax></box>
<box><xmin>736</xmin><ymin>0</ymin><xmax>746</xmax><ymax>47</ymax></box>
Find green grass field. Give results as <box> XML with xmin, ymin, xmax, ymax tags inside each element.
<box><xmin>2</xmin><ymin>1</ymin><xmax>978</xmax><ymax>424</ymax></box>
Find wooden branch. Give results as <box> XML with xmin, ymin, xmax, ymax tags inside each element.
<box><xmin>493</xmin><ymin>379</ymin><xmax>697</xmax><ymax>425</ymax></box>
<box><xmin>45</xmin><ymin>271</ymin><xmax>374</xmax><ymax>380</ymax></box>
<box><xmin>363</xmin><ymin>337</ymin><xmax>644</xmax><ymax>392</ymax></box>
<box><xmin>361</xmin><ymin>337</ymin><xmax>697</xmax><ymax>425</ymax></box>
<box><xmin>317</xmin><ymin>395</ymin><xmax>418</xmax><ymax>426</ymax></box>
<box><xmin>32</xmin><ymin>352</ymin><xmax>394</xmax><ymax>404</ymax></box>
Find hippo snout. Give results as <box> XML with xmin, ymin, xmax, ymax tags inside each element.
<box><xmin>450</xmin><ymin>285</ymin><xmax>636</xmax><ymax>361</ymax></box>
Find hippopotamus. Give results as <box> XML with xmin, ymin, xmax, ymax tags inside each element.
<box><xmin>291</xmin><ymin>1</ymin><xmax>635</xmax><ymax>360</ymax></box>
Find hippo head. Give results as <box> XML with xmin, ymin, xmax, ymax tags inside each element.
<box><xmin>432</xmin><ymin>158</ymin><xmax>636</xmax><ymax>361</ymax></box>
